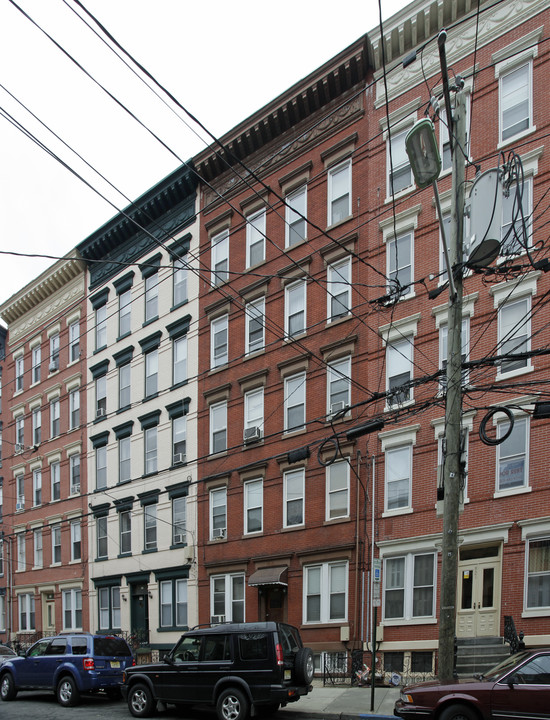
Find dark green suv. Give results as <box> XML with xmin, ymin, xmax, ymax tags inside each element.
<box><xmin>121</xmin><ymin>622</ymin><xmax>314</xmax><ymax>720</ymax></box>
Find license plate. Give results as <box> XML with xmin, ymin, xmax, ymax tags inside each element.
<box><xmin>284</xmin><ymin>669</ymin><xmax>291</xmax><ymax>680</ymax></box>
<box><xmin>110</xmin><ymin>661</ymin><xmax>120</xmax><ymax>668</ymax></box>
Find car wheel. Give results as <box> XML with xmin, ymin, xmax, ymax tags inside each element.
<box><xmin>57</xmin><ymin>675</ymin><xmax>80</xmax><ymax>707</ymax></box>
<box><xmin>128</xmin><ymin>683</ymin><xmax>157</xmax><ymax>718</ymax></box>
<box><xmin>0</xmin><ymin>673</ymin><xmax>17</xmax><ymax>701</ymax></box>
<box><xmin>294</xmin><ymin>647</ymin><xmax>314</xmax><ymax>685</ymax></box>
<box><xmin>439</xmin><ymin>703</ymin><xmax>478</xmax><ymax>720</ymax></box>
<box><xmin>217</xmin><ymin>687</ymin><xmax>249</xmax><ymax>720</ymax></box>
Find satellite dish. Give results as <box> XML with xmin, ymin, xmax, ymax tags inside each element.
<box><xmin>467</xmin><ymin>169</ymin><xmax>503</xmax><ymax>268</ymax></box>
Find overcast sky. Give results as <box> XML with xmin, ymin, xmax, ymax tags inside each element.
<box><xmin>0</xmin><ymin>0</ymin><xmax>409</xmax><ymax>311</ymax></box>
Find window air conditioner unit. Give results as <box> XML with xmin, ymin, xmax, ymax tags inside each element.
<box><xmin>174</xmin><ymin>533</ymin><xmax>186</xmax><ymax>545</ymax></box>
<box><xmin>330</xmin><ymin>401</ymin><xmax>346</xmax><ymax>417</ymax></box>
<box><xmin>96</xmin><ymin>407</ymin><xmax>106</xmax><ymax>418</ymax></box>
<box><xmin>212</xmin><ymin>527</ymin><xmax>226</xmax><ymax>540</ymax></box>
<box><xmin>211</xmin><ymin>615</ymin><xmax>226</xmax><ymax>624</ymax></box>
<box><xmin>243</xmin><ymin>426</ymin><xmax>262</xmax><ymax>444</ymax></box>
<box><xmin>14</xmin><ymin>444</ymin><xmax>24</xmax><ymax>454</ymax></box>
<box><xmin>16</xmin><ymin>502</ymin><xmax>24</xmax><ymax>511</ymax></box>
<box><xmin>72</xmin><ymin>484</ymin><xmax>81</xmax><ymax>495</ymax></box>
<box><xmin>49</xmin><ymin>360</ymin><xmax>59</xmax><ymax>373</ymax></box>
<box><xmin>173</xmin><ymin>453</ymin><xmax>186</xmax><ymax>465</ymax></box>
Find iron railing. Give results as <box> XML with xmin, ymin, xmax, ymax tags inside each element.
<box><xmin>322</xmin><ymin>650</ymin><xmax>437</xmax><ymax>687</ymax></box>
<box><xmin>504</xmin><ymin>615</ymin><xmax>525</xmax><ymax>654</ymax></box>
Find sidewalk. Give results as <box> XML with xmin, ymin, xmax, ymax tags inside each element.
<box><xmin>279</xmin><ymin>683</ymin><xmax>399</xmax><ymax>719</ymax></box>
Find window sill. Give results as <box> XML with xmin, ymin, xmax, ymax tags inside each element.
<box><xmin>157</xmin><ymin>625</ymin><xmax>189</xmax><ymax>633</ymax></box>
<box><xmin>381</xmin><ymin>617</ymin><xmax>437</xmax><ymax>627</ymax></box>
<box><xmin>170</xmin><ymin>380</ymin><xmax>188</xmax><ymax>391</ymax></box>
<box><xmin>326</xmin><ymin>215</ymin><xmax>353</xmax><ymax>232</ymax></box>
<box><xmin>493</xmin><ymin>486</ymin><xmax>531</xmax><ymax>499</ymax></box>
<box><xmin>142</xmin><ymin>471</ymin><xmax>159</xmax><ymax>479</ymax></box>
<box><xmin>142</xmin><ymin>548</ymin><xmax>158</xmax><ymax>555</ymax></box>
<box><xmin>384</xmin><ymin>185</ymin><xmax>415</xmax><ymax>204</ymax></box>
<box><xmin>521</xmin><ymin>608</ymin><xmax>550</xmax><ymax>619</ymax></box>
<box><xmin>171</xmin><ymin>299</ymin><xmax>189</xmax><ymax>313</ymax></box>
<box><xmin>496</xmin><ymin>365</ymin><xmax>533</xmax><ymax>381</ymax></box>
<box><xmin>382</xmin><ymin>507</ymin><xmax>414</xmax><ymax>519</ymax></box>
<box><xmin>93</xmin><ymin>345</ymin><xmax>108</xmax><ymax>355</ymax></box>
<box><xmin>142</xmin><ymin>392</ymin><xmax>159</xmax><ymax>402</ymax></box>
<box><xmin>326</xmin><ymin>314</ymin><xmax>352</xmax><ymax>327</ymax></box>
<box><xmin>323</xmin><ymin>516</ymin><xmax>351</xmax><ymax>526</ymax></box>
<box><xmin>142</xmin><ymin>316</ymin><xmax>159</xmax><ymax>328</ymax></box>
<box><xmin>385</xmin><ymin>399</ymin><xmax>414</xmax><ymax>413</ymax></box>
<box><xmin>117</xmin><ymin>331</ymin><xmax>132</xmax><ymax>343</ymax></box>
<box><xmin>497</xmin><ymin>125</ymin><xmax>536</xmax><ymax>151</ymax></box>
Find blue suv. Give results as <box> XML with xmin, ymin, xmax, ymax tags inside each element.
<box><xmin>0</xmin><ymin>633</ymin><xmax>134</xmax><ymax>706</ymax></box>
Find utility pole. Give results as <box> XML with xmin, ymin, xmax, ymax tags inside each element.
<box><xmin>438</xmin><ymin>88</ymin><xmax>466</xmax><ymax>682</ymax></box>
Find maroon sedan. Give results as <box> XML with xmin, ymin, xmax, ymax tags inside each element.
<box><xmin>394</xmin><ymin>648</ymin><xmax>550</xmax><ymax>720</ymax></box>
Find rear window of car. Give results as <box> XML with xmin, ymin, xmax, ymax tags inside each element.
<box><xmin>239</xmin><ymin>632</ymin><xmax>268</xmax><ymax>661</ymax></box>
<box><xmin>278</xmin><ymin>624</ymin><xmax>301</xmax><ymax>657</ymax></box>
<box><xmin>93</xmin><ymin>637</ymin><xmax>132</xmax><ymax>657</ymax></box>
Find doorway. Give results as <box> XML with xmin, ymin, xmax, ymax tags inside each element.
<box><xmin>129</xmin><ymin>582</ymin><xmax>150</xmax><ymax>645</ymax></box>
<box><xmin>457</xmin><ymin>545</ymin><xmax>502</xmax><ymax>637</ymax></box>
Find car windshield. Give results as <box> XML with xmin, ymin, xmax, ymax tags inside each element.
<box><xmin>483</xmin><ymin>651</ymin><xmax>533</xmax><ymax>681</ymax></box>
<box><xmin>0</xmin><ymin>646</ymin><xmax>16</xmax><ymax>657</ymax></box>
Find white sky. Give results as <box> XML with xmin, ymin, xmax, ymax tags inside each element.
<box><xmin>0</xmin><ymin>0</ymin><xmax>409</xmax><ymax>310</ymax></box>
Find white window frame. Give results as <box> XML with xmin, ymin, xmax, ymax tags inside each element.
<box><xmin>33</xmin><ymin>528</ymin><xmax>43</xmax><ymax>568</ymax></box>
<box><xmin>172</xmin><ymin>415</ymin><xmax>186</xmax><ymax>463</ymax></box>
<box><xmin>285</xmin><ymin>280</ymin><xmax>306</xmax><ymax>338</ymax></box>
<box><xmin>119</xmin><ymin>362</ymin><xmax>131</xmax><ymax>410</ymax></box>
<box><xmin>119</xmin><ymin>289</ymin><xmax>132</xmax><ymax>338</ymax></box>
<box><xmin>210</xmin><ymin>572</ymin><xmax>245</xmax><ymax>623</ymax></box>
<box><xmin>96</xmin><ymin>516</ymin><xmax>108</xmax><ymax>559</ymax></box>
<box><xmin>495</xmin><ymin>414</ymin><xmax>529</xmax><ymax>496</ymax></box>
<box><xmin>211</xmin><ymin>229</ymin><xmax>229</xmax><ymax>285</ymax></box>
<box><xmin>32</xmin><ymin>407</ymin><xmax>41</xmax><ymax>446</ymax></box>
<box><xmin>387</xmin><ymin>231</ymin><xmax>413</xmax><ymax>295</ymax></box>
<box><xmin>32</xmin><ymin>468</ymin><xmax>42</xmax><ymax>507</ymax></box>
<box><xmin>387</xmin><ymin>127</ymin><xmax>413</xmax><ymax>197</ymax></box>
<box><xmin>173</xmin><ymin>257</ymin><xmax>188</xmax><ymax>306</ymax></box>
<box><xmin>210</xmin><ymin>401</ymin><xmax>227</xmax><ymax>455</ymax></box>
<box><xmin>50</xmin><ymin>398</ymin><xmax>60</xmax><ymax>438</ymax></box>
<box><xmin>50</xmin><ymin>461</ymin><xmax>60</xmax><ymax>502</ymax></box>
<box><xmin>327</xmin><ymin>257</ymin><xmax>351</xmax><ymax>322</ymax></box>
<box><xmin>172</xmin><ymin>496</ymin><xmax>187</xmax><ymax>545</ymax></box>
<box><xmin>211</xmin><ymin>315</ymin><xmax>229</xmax><ymax>368</ymax></box>
<box><xmin>327</xmin><ymin>357</ymin><xmax>351</xmax><ymax>416</ymax></box>
<box><xmin>245</xmin><ymin>297</ymin><xmax>265</xmax><ymax>355</ymax></box>
<box><xmin>244</xmin><ymin>478</ymin><xmax>263</xmax><ymax>535</ymax></box>
<box><xmin>95</xmin><ymin>304</ymin><xmax>107</xmax><ymax>350</ymax></box>
<box><xmin>51</xmin><ymin>523</ymin><xmax>62</xmax><ymax>565</ymax></box>
<box><xmin>31</xmin><ymin>345</ymin><xmax>41</xmax><ymax>384</ymax></box>
<box><xmin>286</xmin><ymin>184</ymin><xmax>307</xmax><ymax>247</ymax></box>
<box><xmin>144</xmin><ymin>504</ymin><xmax>157</xmax><ymax>551</ymax></box>
<box><xmin>19</xmin><ymin>593</ymin><xmax>35</xmax><ymax>631</ymax></box>
<box><xmin>119</xmin><ymin>509</ymin><xmax>132</xmax><ymax>554</ymax></box>
<box><xmin>70</xmin><ymin>453</ymin><xmax>81</xmax><ymax>494</ymax></box>
<box><xmin>284</xmin><ymin>372</ymin><xmax>306</xmax><ymax>433</ymax></box>
<box><xmin>119</xmin><ymin>436</ymin><xmax>131</xmax><ymax>483</ymax></box>
<box><xmin>326</xmin><ymin>460</ymin><xmax>350</xmax><ymax>520</ymax></box>
<box><xmin>498</xmin><ymin>297</ymin><xmax>531</xmax><ymax>377</ymax></box>
<box><xmin>69</xmin><ymin>320</ymin><xmax>80</xmax><ymax>362</ymax></box>
<box><xmin>386</xmin><ymin>337</ymin><xmax>414</xmax><ymax>408</ymax></box>
<box><xmin>246</xmin><ymin>208</ymin><xmax>266</xmax><ymax>268</ymax></box>
<box><xmin>303</xmin><ymin>561</ymin><xmax>348</xmax><ymax>624</ymax></box>
<box><xmin>384</xmin><ymin>444</ymin><xmax>412</xmax><ymax>513</ymax></box>
<box><xmin>17</xmin><ymin>532</ymin><xmax>26</xmax><ymax>571</ymax></box>
<box><xmin>96</xmin><ymin>445</ymin><xmax>107</xmax><ymax>490</ymax></box>
<box><xmin>69</xmin><ymin>388</ymin><xmax>80</xmax><ymax>430</ymax></box>
<box><xmin>439</xmin><ymin>318</ymin><xmax>470</xmax><ymax>391</ymax></box>
<box><xmin>95</xmin><ymin>375</ymin><xmax>107</xmax><ymax>418</ymax></box>
<box><xmin>49</xmin><ymin>333</ymin><xmax>60</xmax><ymax>370</ymax></box>
<box><xmin>244</xmin><ymin>387</ymin><xmax>264</xmax><ymax>439</ymax></box>
<box><xmin>145</xmin><ymin>349</ymin><xmax>159</xmax><ymax>398</ymax></box>
<box><xmin>499</xmin><ymin>60</ymin><xmax>533</xmax><ymax>144</ymax></box>
<box><xmin>144</xmin><ymin>271</ymin><xmax>159</xmax><ymax>322</ymax></box>
<box><xmin>327</xmin><ymin>160</ymin><xmax>351</xmax><ymax>226</ymax></box>
<box><xmin>15</xmin><ymin>354</ymin><xmax>24</xmax><ymax>393</ymax></box>
<box><xmin>173</xmin><ymin>335</ymin><xmax>188</xmax><ymax>385</ymax></box>
<box><xmin>283</xmin><ymin>468</ymin><xmax>304</xmax><ymax>528</ymax></box>
<box><xmin>500</xmin><ymin>175</ymin><xmax>532</xmax><ymax>258</ymax></box>
<box><xmin>160</xmin><ymin>578</ymin><xmax>188</xmax><ymax>628</ymax></box>
<box><xmin>62</xmin><ymin>588</ymin><xmax>82</xmax><ymax>631</ymax></box>
<box><xmin>525</xmin><ymin>536</ymin><xmax>550</xmax><ymax>612</ymax></box>
<box><xmin>70</xmin><ymin>520</ymin><xmax>81</xmax><ymax>562</ymax></box>
<box><xmin>383</xmin><ymin>552</ymin><xmax>436</xmax><ymax>623</ymax></box>
<box><xmin>210</xmin><ymin>486</ymin><xmax>227</xmax><ymax>540</ymax></box>
<box><xmin>144</xmin><ymin>426</ymin><xmax>158</xmax><ymax>475</ymax></box>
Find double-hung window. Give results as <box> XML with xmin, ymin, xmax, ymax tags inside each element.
<box><xmin>50</xmin><ymin>398</ymin><xmax>60</xmax><ymax>438</ymax></box>
<box><xmin>70</xmin><ymin>520</ymin><xmax>81</xmax><ymax>561</ymax></box>
<box><xmin>326</xmin><ymin>460</ymin><xmax>349</xmax><ymax>520</ymax></box>
<box><xmin>284</xmin><ymin>373</ymin><xmax>306</xmax><ymax>432</ymax></box>
<box><xmin>245</xmin><ymin>298</ymin><xmax>265</xmax><ymax>355</ymax></box>
<box><xmin>95</xmin><ymin>374</ymin><xmax>107</xmax><ymax>419</ymax></box>
<box><xmin>144</xmin><ymin>501</ymin><xmax>160</xmax><ymax>551</ymax></box>
<box><xmin>99</xmin><ymin>586</ymin><xmax>121</xmax><ymax>630</ymax></box>
<box><xmin>385</xmin><ymin>444</ymin><xmax>412</xmax><ymax>512</ymax></box>
<box><xmin>244</xmin><ymin>388</ymin><xmax>264</xmax><ymax>443</ymax></box>
<box><xmin>497</xmin><ymin>415</ymin><xmax>528</xmax><ymax>493</ymax></box>
<box><xmin>15</xmin><ymin>416</ymin><xmax>25</xmax><ymax>452</ymax></box>
<box><xmin>384</xmin><ymin>553</ymin><xmax>436</xmax><ymax>620</ymax></box>
<box><xmin>304</xmin><ymin>561</ymin><xmax>348</xmax><ymax>623</ymax></box>
<box><xmin>211</xmin><ymin>573</ymin><xmax>245</xmax><ymax>622</ymax></box>
<box><xmin>439</xmin><ymin>319</ymin><xmax>470</xmax><ymax>391</ymax></box>
<box><xmin>19</xmin><ymin>593</ymin><xmax>35</xmax><ymax>631</ymax></box>
<box><xmin>49</xmin><ymin>333</ymin><xmax>60</xmax><ymax>372</ymax></box>
<box><xmin>119</xmin><ymin>436</ymin><xmax>131</xmax><ymax>483</ymax></box>
<box><xmin>69</xmin><ymin>389</ymin><xmax>80</xmax><ymax>430</ymax></box>
<box><xmin>15</xmin><ymin>474</ymin><xmax>24</xmax><ymax>510</ymax></box>
<box><xmin>327</xmin><ymin>357</ymin><xmax>351</xmax><ymax>416</ymax></box>
<box><xmin>285</xmin><ymin>280</ymin><xmax>306</xmax><ymax>338</ymax></box>
<box><xmin>96</xmin><ymin>516</ymin><xmax>108</xmax><ymax>559</ymax></box>
<box><xmin>246</xmin><ymin>208</ymin><xmax>266</xmax><ymax>267</ymax></box>
<box><xmin>173</xmin><ymin>336</ymin><xmax>187</xmax><ymax>385</ymax></box>
<box><xmin>51</xmin><ymin>523</ymin><xmax>62</xmax><ymax>564</ymax></box>
<box><xmin>387</xmin><ymin>232</ymin><xmax>413</xmax><ymax>292</ymax></box>
<box><xmin>500</xmin><ymin>62</ymin><xmax>532</xmax><ymax>143</ymax></box>
<box><xmin>160</xmin><ymin>578</ymin><xmax>188</xmax><ymax>627</ymax></box>
<box><xmin>328</xmin><ymin>161</ymin><xmax>351</xmax><ymax>225</ymax></box>
<box><xmin>173</xmin><ymin>257</ymin><xmax>188</xmax><ymax>306</ymax></box>
<box><xmin>144</xmin><ymin>272</ymin><xmax>159</xmax><ymax>323</ymax></box>
<box><xmin>144</xmin><ymin>427</ymin><xmax>158</xmax><ymax>475</ymax></box>
<box><xmin>118</xmin><ymin>289</ymin><xmax>131</xmax><ymax>338</ymax></box>
<box><xmin>62</xmin><ymin>589</ymin><xmax>82</xmax><ymax>631</ymax></box>
<box><xmin>95</xmin><ymin>304</ymin><xmax>107</xmax><ymax>350</ymax></box>
<box><xmin>172</xmin><ymin>415</ymin><xmax>187</xmax><ymax>465</ymax></box>
<box><xmin>211</xmin><ymin>229</ymin><xmax>229</xmax><ymax>285</ymax></box>
<box><xmin>172</xmin><ymin>496</ymin><xmax>187</xmax><ymax>545</ymax></box>
<box><xmin>244</xmin><ymin>479</ymin><xmax>263</xmax><ymax>534</ymax></box>
<box><xmin>119</xmin><ymin>362</ymin><xmax>131</xmax><ymax>410</ymax></box>
<box><xmin>69</xmin><ymin>320</ymin><xmax>80</xmax><ymax>362</ymax></box>
<box><xmin>119</xmin><ymin>510</ymin><xmax>132</xmax><ymax>554</ymax></box>
<box><xmin>286</xmin><ymin>185</ymin><xmax>307</xmax><ymax>246</ymax></box>
<box><xmin>284</xmin><ymin>468</ymin><xmax>304</xmax><ymax>527</ymax></box>
<box><xmin>387</xmin><ymin>338</ymin><xmax>413</xmax><ymax>406</ymax></box>
<box><xmin>17</xmin><ymin>532</ymin><xmax>26</xmax><ymax>571</ymax></box>
<box><xmin>33</xmin><ymin>468</ymin><xmax>42</xmax><ymax>507</ymax></box>
<box><xmin>34</xmin><ymin>528</ymin><xmax>43</xmax><ymax>568</ymax></box>
<box><xmin>210</xmin><ymin>401</ymin><xmax>227</xmax><ymax>454</ymax></box>
<box><xmin>15</xmin><ymin>355</ymin><xmax>24</xmax><ymax>392</ymax></box>
<box><xmin>210</xmin><ymin>487</ymin><xmax>227</xmax><ymax>540</ymax></box>
<box><xmin>70</xmin><ymin>453</ymin><xmax>81</xmax><ymax>494</ymax></box>
<box><xmin>526</xmin><ymin>538</ymin><xmax>550</xmax><ymax>609</ymax></box>
<box><xmin>50</xmin><ymin>461</ymin><xmax>60</xmax><ymax>502</ymax></box>
<box><xmin>31</xmin><ymin>345</ymin><xmax>41</xmax><ymax>384</ymax></box>
<box><xmin>387</xmin><ymin>128</ymin><xmax>412</xmax><ymax>195</ymax></box>
<box><xmin>501</xmin><ymin>177</ymin><xmax>532</xmax><ymax>257</ymax></box>
<box><xmin>145</xmin><ymin>349</ymin><xmax>159</xmax><ymax>398</ymax></box>
<box><xmin>498</xmin><ymin>298</ymin><xmax>530</xmax><ymax>375</ymax></box>
<box><xmin>211</xmin><ymin>315</ymin><xmax>228</xmax><ymax>368</ymax></box>
<box><xmin>327</xmin><ymin>257</ymin><xmax>351</xmax><ymax>321</ymax></box>
<box><xmin>32</xmin><ymin>407</ymin><xmax>41</xmax><ymax>446</ymax></box>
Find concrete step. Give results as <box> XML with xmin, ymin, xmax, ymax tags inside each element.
<box><xmin>456</xmin><ymin>637</ymin><xmax>510</xmax><ymax>677</ymax></box>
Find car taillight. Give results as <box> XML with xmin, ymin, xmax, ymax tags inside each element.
<box><xmin>83</xmin><ymin>657</ymin><xmax>95</xmax><ymax>670</ymax></box>
<box><xmin>276</xmin><ymin>642</ymin><xmax>284</xmax><ymax>666</ymax></box>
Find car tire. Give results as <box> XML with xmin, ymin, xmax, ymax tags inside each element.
<box><xmin>128</xmin><ymin>682</ymin><xmax>157</xmax><ymax>718</ymax></box>
<box><xmin>57</xmin><ymin>675</ymin><xmax>80</xmax><ymax>707</ymax></box>
<box><xmin>294</xmin><ymin>647</ymin><xmax>314</xmax><ymax>685</ymax></box>
<box><xmin>439</xmin><ymin>703</ymin><xmax>477</xmax><ymax>720</ymax></box>
<box><xmin>0</xmin><ymin>673</ymin><xmax>17</xmax><ymax>701</ymax></box>
<box><xmin>217</xmin><ymin>687</ymin><xmax>249</xmax><ymax>720</ymax></box>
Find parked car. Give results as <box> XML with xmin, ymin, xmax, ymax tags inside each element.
<box><xmin>0</xmin><ymin>633</ymin><xmax>134</xmax><ymax>707</ymax></box>
<box><xmin>121</xmin><ymin>621</ymin><xmax>314</xmax><ymax>719</ymax></box>
<box><xmin>394</xmin><ymin>647</ymin><xmax>550</xmax><ymax>720</ymax></box>
<box><xmin>0</xmin><ymin>645</ymin><xmax>17</xmax><ymax>667</ymax></box>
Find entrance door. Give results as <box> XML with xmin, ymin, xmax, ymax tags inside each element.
<box><xmin>130</xmin><ymin>582</ymin><xmax>150</xmax><ymax>646</ymax></box>
<box><xmin>457</xmin><ymin>549</ymin><xmax>501</xmax><ymax>637</ymax></box>
<box><xmin>43</xmin><ymin>595</ymin><xmax>56</xmax><ymax>634</ymax></box>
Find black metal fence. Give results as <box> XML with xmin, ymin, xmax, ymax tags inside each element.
<box><xmin>322</xmin><ymin>649</ymin><xmax>438</xmax><ymax>687</ymax></box>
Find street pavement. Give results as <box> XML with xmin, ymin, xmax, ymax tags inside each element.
<box><xmin>280</xmin><ymin>683</ymin><xmax>400</xmax><ymax>720</ymax></box>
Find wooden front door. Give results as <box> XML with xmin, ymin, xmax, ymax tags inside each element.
<box><xmin>457</xmin><ymin>549</ymin><xmax>501</xmax><ymax>637</ymax></box>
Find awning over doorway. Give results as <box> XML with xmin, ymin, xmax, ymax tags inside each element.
<box><xmin>248</xmin><ymin>566</ymin><xmax>288</xmax><ymax>587</ymax></box>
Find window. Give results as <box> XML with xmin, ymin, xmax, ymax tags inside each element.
<box><xmin>97</xmin><ymin>516</ymin><xmax>108</xmax><ymax>559</ymax></box>
<box><xmin>119</xmin><ymin>436</ymin><xmax>131</xmax><ymax>483</ymax></box>
<box><xmin>50</xmin><ymin>461</ymin><xmax>60</xmax><ymax>502</ymax></box>
<box><xmin>286</xmin><ymin>185</ymin><xmax>307</xmax><ymax>246</ymax></box>
<box><xmin>328</xmin><ymin>161</ymin><xmax>351</xmax><ymax>225</ymax></box>
<box><xmin>96</xmin><ymin>375</ymin><xmax>107</xmax><ymax>418</ymax></box>
<box><xmin>501</xmin><ymin>177</ymin><xmax>532</xmax><ymax>257</ymax></box>
<box><xmin>211</xmin><ymin>573</ymin><xmax>245</xmax><ymax>622</ymax></box>
<box><xmin>15</xmin><ymin>416</ymin><xmax>24</xmax><ymax>452</ymax></box>
<box><xmin>388</xmin><ymin>128</ymin><xmax>412</xmax><ymax>195</ymax></box>
<box><xmin>440</xmin><ymin>97</ymin><xmax>470</xmax><ymax>172</ymax></box>
<box><xmin>31</xmin><ymin>345</ymin><xmax>41</xmax><ymax>384</ymax></box>
<box><xmin>384</xmin><ymin>553</ymin><xmax>436</xmax><ymax>620</ymax></box>
<box><xmin>244</xmin><ymin>388</ymin><xmax>264</xmax><ymax>442</ymax></box>
<box><xmin>527</xmin><ymin>538</ymin><xmax>550</xmax><ymax>609</ymax></box>
<box><xmin>210</xmin><ymin>401</ymin><xmax>227</xmax><ymax>454</ymax></box>
<box><xmin>17</xmin><ymin>532</ymin><xmax>26</xmax><ymax>571</ymax></box>
<box><xmin>497</xmin><ymin>416</ymin><xmax>528</xmax><ymax>492</ymax></box>
<box><xmin>439</xmin><ymin>318</ymin><xmax>470</xmax><ymax>391</ymax></box>
<box><xmin>63</xmin><ymin>588</ymin><xmax>82</xmax><ymax>630</ymax></box>
<box><xmin>16</xmin><ymin>474</ymin><xmax>24</xmax><ymax>510</ymax></box>
<box><xmin>500</xmin><ymin>62</ymin><xmax>532</xmax><ymax>142</ymax></box>
<box><xmin>118</xmin><ymin>289</ymin><xmax>131</xmax><ymax>338</ymax></box>
<box><xmin>498</xmin><ymin>298</ymin><xmax>530</xmax><ymax>375</ymax></box>
<box><xmin>99</xmin><ymin>586</ymin><xmax>121</xmax><ymax>630</ymax></box>
<box><xmin>173</xmin><ymin>257</ymin><xmax>188</xmax><ymax>306</ymax></box>
<box><xmin>70</xmin><ymin>520</ymin><xmax>81</xmax><ymax>561</ymax></box>
<box><xmin>387</xmin><ymin>232</ymin><xmax>413</xmax><ymax>292</ymax></box>
<box><xmin>172</xmin><ymin>415</ymin><xmax>186</xmax><ymax>464</ymax></box>
<box><xmin>69</xmin><ymin>389</ymin><xmax>80</xmax><ymax>430</ymax></box>
<box><xmin>32</xmin><ymin>468</ymin><xmax>42</xmax><ymax>506</ymax></box>
<box><xmin>212</xmin><ymin>229</ymin><xmax>229</xmax><ymax>285</ymax></box>
<box><xmin>173</xmin><ymin>336</ymin><xmax>187</xmax><ymax>386</ymax></box>
<box><xmin>385</xmin><ymin>445</ymin><xmax>412</xmax><ymax>511</ymax></box>
<box><xmin>19</xmin><ymin>593</ymin><xmax>35</xmax><ymax>631</ymax></box>
<box><xmin>326</xmin><ymin>460</ymin><xmax>349</xmax><ymax>520</ymax></box>
<box><xmin>160</xmin><ymin>578</ymin><xmax>188</xmax><ymax>627</ymax></box>
<box><xmin>95</xmin><ymin>304</ymin><xmax>107</xmax><ymax>350</ymax></box>
<box><xmin>304</xmin><ymin>561</ymin><xmax>348</xmax><ymax>623</ymax></box>
<box><xmin>69</xmin><ymin>320</ymin><xmax>80</xmax><ymax>362</ymax></box>
<box><xmin>119</xmin><ymin>362</ymin><xmax>131</xmax><ymax>410</ymax></box>
<box><xmin>145</xmin><ymin>349</ymin><xmax>159</xmax><ymax>397</ymax></box>
<box><xmin>144</xmin><ymin>427</ymin><xmax>158</xmax><ymax>474</ymax></box>
<box><xmin>33</xmin><ymin>528</ymin><xmax>43</xmax><ymax>568</ymax></box>
<box><xmin>285</xmin><ymin>280</ymin><xmax>306</xmax><ymax>338</ymax></box>
<box><xmin>49</xmin><ymin>333</ymin><xmax>60</xmax><ymax>371</ymax></box>
<box><xmin>96</xmin><ymin>445</ymin><xmax>107</xmax><ymax>489</ymax></box>
<box><xmin>32</xmin><ymin>407</ymin><xmax>41</xmax><ymax>446</ymax></box>
<box><xmin>51</xmin><ymin>523</ymin><xmax>62</xmax><ymax>564</ymax></box>
<box><xmin>284</xmin><ymin>468</ymin><xmax>304</xmax><ymax>528</ymax></box>
<box><xmin>284</xmin><ymin>373</ymin><xmax>306</xmax><ymax>432</ymax></box>
<box><xmin>119</xmin><ymin>510</ymin><xmax>132</xmax><ymax>554</ymax></box>
<box><xmin>211</xmin><ymin>315</ymin><xmax>228</xmax><ymax>368</ymax></box>
<box><xmin>327</xmin><ymin>257</ymin><xmax>351</xmax><ymax>321</ymax></box>
<box><xmin>244</xmin><ymin>479</ymin><xmax>263</xmax><ymax>534</ymax></box>
<box><xmin>245</xmin><ymin>297</ymin><xmax>265</xmax><ymax>355</ymax></box>
<box><xmin>15</xmin><ymin>355</ymin><xmax>24</xmax><ymax>392</ymax></box>
<box><xmin>327</xmin><ymin>357</ymin><xmax>351</xmax><ymax>416</ymax></box>
<box><xmin>210</xmin><ymin>487</ymin><xmax>227</xmax><ymax>540</ymax></box>
<box><xmin>246</xmin><ymin>208</ymin><xmax>266</xmax><ymax>267</ymax></box>
<box><xmin>144</xmin><ymin>272</ymin><xmax>159</xmax><ymax>322</ymax></box>
<box><xmin>144</xmin><ymin>504</ymin><xmax>157</xmax><ymax>551</ymax></box>
<box><xmin>387</xmin><ymin>338</ymin><xmax>413</xmax><ymax>406</ymax></box>
<box><xmin>172</xmin><ymin>496</ymin><xmax>187</xmax><ymax>545</ymax></box>
<box><xmin>70</xmin><ymin>454</ymin><xmax>81</xmax><ymax>494</ymax></box>
<box><xmin>47</xmin><ymin>397</ymin><xmax>60</xmax><ymax>438</ymax></box>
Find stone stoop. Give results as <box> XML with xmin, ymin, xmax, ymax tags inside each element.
<box><xmin>455</xmin><ymin>637</ymin><xmax>510</xmax><ymax>677</ymax></box>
